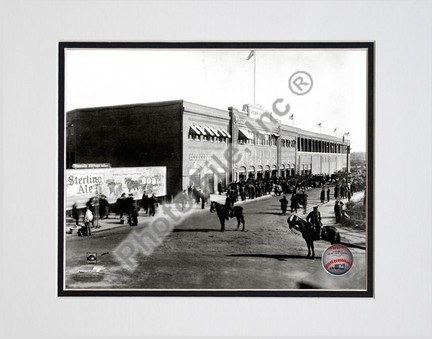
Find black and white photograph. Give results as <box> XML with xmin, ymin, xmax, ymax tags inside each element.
<box><xmin>59</xmin><ymin>42</ymin><xmax>373</xmax><ymax>296</ymax></box>
<box><xmin>2</xmin><ymin>0</ymin><xmax>432</xmax><ymax>337</ymax></box>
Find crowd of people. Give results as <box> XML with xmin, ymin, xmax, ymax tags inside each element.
<box><xmin>71</xmin><ymin>168</ymin><xmax>366</xmax><ymax>236</ymax></box>
<box><xmin>185</xmin><ymin>171</ymin><xmax>355</xmax><ymax>214</ymax></box>
<box><xmin>72</xmin><ymin>191</ymin><xmax>160</xmax><ymax>236</ymax></box>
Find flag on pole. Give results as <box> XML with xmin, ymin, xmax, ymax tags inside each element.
<box><xmin>317</xmin><ymin>123</ymin><xmax>322</xmax><ymax>127</ymax></box>
<box><xmin>246</xmin><ymin>50</ymin><xmax>256</xmax><ymax>104</ymax></box>
<box><xmin>333</xmin><ymin>128</ymin><xmax>337</xmax><ymax>133</ymax></box>
<box><xmin>343</xmin><ymin>132</ymin><xmax>350</xmax><ymax>136</ymax></box>
<box><xmin>289</xmin><ymin>114</ymin><xmax>294</xmax><ymax>120</ymax></box>
<box><xmin>246</xmin><ymin>50</ymin><xmax>255</xmax><ymax>60</ymax></box>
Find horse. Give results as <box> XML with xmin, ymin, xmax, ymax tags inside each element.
<box><xmin>287</xmin><ymin>215</ymin><xmax>341</xmax><ymax>258</ymax></box>
<box><xmin>210</xmin><ymin>201</ymin><xmax>245</xmax><ymax>232</ymax></box>
<box><xmin>287</xmin><ymin>214</ymin><xmax>317</xmax><ymax>258</ymax></box>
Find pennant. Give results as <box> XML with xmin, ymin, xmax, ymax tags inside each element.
<box><xmin>317</xmin><ymin>123</ymin><xmax>322</xmax><ymax>127</ymax></box>
<box><xmin>246</xmin><ymin>50</ymin><xmax>255</xmax><ymax>60</ymax></box>
<box><xmin>289</xmin><ymin>114</ymin><xmax>294</xmax><ymax>120</ymax></box>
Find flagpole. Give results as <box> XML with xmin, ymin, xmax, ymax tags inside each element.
<box><xmin>253</xmin><ymin>52</ymin><xmax>256</xmax><ymax>105</ymax></box>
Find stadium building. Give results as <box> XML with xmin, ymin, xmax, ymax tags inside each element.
<box><xmin>66</xmin><ymin>100</ymin><xmax>349</xmax><ymax>198</ymax></box>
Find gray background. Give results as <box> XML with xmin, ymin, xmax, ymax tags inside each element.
<box><xmin>0</xmin><ymin>0</ymin><xmax>431</xmax><ymax>337</ymax></box>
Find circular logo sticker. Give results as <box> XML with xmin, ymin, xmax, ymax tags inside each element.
<box><xmin>322</xmin><ymin>245</ymin><xmax>353</xmax><ymax>276</ymax></box>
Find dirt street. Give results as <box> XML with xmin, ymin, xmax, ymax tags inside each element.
<box><xmin>65</xmin><ymin>187</ymin><xmax>367</xmax><ymax>290</ymax></box>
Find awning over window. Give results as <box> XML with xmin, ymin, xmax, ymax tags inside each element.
<box><xmin>189</xmin><ymin>125</ymin><xmax>201</xmax><ymax>135</ymax></box>
<box><xmin>217</xmin><ymin>128</ymin><xmax>227</xmax><ymax>137</ymax></box>
<box><xmin>204</xmin><ymin>126</ymin><xmax>215</xmax><ymax>136</ymax></box>
<box><xmin>195</xmin><ymin>125</ymin><xmax>207</xmax><ymax>135</ymax></box>
<box><xmin>221</xmin><ymin>129</ymin><xmax>231</xmax><ymax>138</ymax></box>
<box><xmin>209</xmin><ymin>127</ymin><xmax>221</xmax><ymax>136</ymax></box>
<box><xmin>238</xmin><ymin>128</ymin><xmax>253</xmax><ymax>139</ymax></box>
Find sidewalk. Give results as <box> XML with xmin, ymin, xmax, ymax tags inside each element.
<box><xmin>313</xmin><ymin>191</ymin><xmax>366</xmax><ymax>247</ymax></box>
<box><xmin>65</xmin><ymin>192</ymin><xmax>274</xmax><ymax>236</ymax></box>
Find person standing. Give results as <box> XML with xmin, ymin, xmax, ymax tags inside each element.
<box><xmin>217</xmin><ymin>181</ymin><xmax>222</xmax><ymax>195</ymax></box>
<box><xmin>192</xmin><ymin>186</ymin><xmax>200</xmax><ymax>204</ymax></box>
<box><xmin>85</xmin><ymin>197</ymin><xmax>95</xmax><ymax>228</ymax></box>
<box><xmin>115</xmin><ymin>193</ymin><xmax>126</xmax><ymax>224</ymax></box>
<box><xmin>179</xmin><ymin>190</ymin><xmax>188</xmax><ymax>211</ymax></box>
<box><xmin>72</xmin><ymin>202</ymin><xmax>80</xmax><ymax>226</ymax></box>
<box><xmin>320</xmin><ymin>187</ymin><xmax>325</xmax><ymax>204</ymax></box>
<box><xmin>327</xmin><ymin>187</ymin><xmax>331</xmax><ymax>202</ymax></box>
<box><xmin>249</xmin><ymin>184</ymin><xmax>255</xmax><ymax>199</ymax></box>
<box><xmin>99</xmin><ymin>195</ymin><xmax>109</xmax><ymax>219</ymax></box>
<box><xmin>148</xmin><ymin>193</ymin><xmax>158</xmax><ymax>216</ymax></box>
<box><xmin>129</xmin><ymin>197</ymin><xmax>138</xmax><ymax>226</ymax></box>
<box><xmin>141</xmin><ymin>192</ymin><xmax>149</xmax><ymax>214</ymax></box>
<box><xmin>84</xmin><ymin>206</ymin><xmax>93</xmax><ymax>236</ymax></box>
<box><xmin>302</xmin><ymin>191</ymin><xmax>308</xmax><ymax>214</ymax></box>
<box><xmin>200</xmin><ymin>188</ymin><xmax>208</xmax><ymax>210</ymax></box>
<box><xmin>334</xmin><ymin>200</ymin><xmax>342</xmax><ymax>223</ymax></box>
<box><xmin>279</xmin><ymin>195</ymin><xmax>289</xmax><ymax>216</ymax></box>
<box><xmin>240</xmin><ymin>184</ymin><xmax>246</xmax><ymax>201</ymax></box>
<box><xmin>187</xmin><ymin>185</ymin><xmax>193</xmax><ymax>200</ymax></box>
<box><xmin>125</xmin><ymin>194</ymin><xmax>135</xmax><ymax>225</ymax></box>
<box><xmin>306</xmin><ymin>206</ymin><xmax>322</xmax><ymax>240</ymax></box>
<box><xmin>290</xmin><ymin>193</ymin><xmax>297</xmax><ymax>213</ymax></box>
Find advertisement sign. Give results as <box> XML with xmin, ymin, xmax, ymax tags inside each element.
<box><xmin>66</xmin><ymin>166</ymin><xmax>166</xmax><ymax>209</ymax></box>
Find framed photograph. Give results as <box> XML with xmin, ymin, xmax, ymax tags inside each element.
<box><xmin>58</xmin><ymin>42</ymin><xmax>374</xmax><ymax>297</ymax></box>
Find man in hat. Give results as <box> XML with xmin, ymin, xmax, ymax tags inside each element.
<box><xmin>99</xmin><ymin>195</ymin><xmax>109</xmax><ymax>220</ymax></box>
<box><xmin>84</xmin><ymin>205</ymin><xmax>93</xmax><ymax>236</ymax></box>
<box><xmin>125</xmin><ymin>193</ymin><xmax>135</xmax><ymax>225</ymax></box>
<box><xmin>279</xmin><ymin>195</ymin><xmax>289</xmax><ymax>216</ymax></box>
<box><xmin>217</xmin><ymin>181</ymin><xmax>223</xmax><ymax>195</ymax></box>
<box><xmin>115</xmin><ymin>193</ymin><xmax>126</xmax><ymax>224</ymax></box>
<box><xmin>320</xmin><ymin>187</ymin><xmax>325</xmax><ymax>204</ymax></box>
<box><xmin>290</xmin><ymin>193</ymin><xmax>297</xmax><ymax>213</ymax></box>
<box><xmin>148</xmin><ymin>193</ymin><xmax>158</xmax><ymax>217</ymax></box>
<box><xmin>334</xmin><ymin>200</ymin><xmax>343</xmax><ymax>223</ymax></box>
<box><xmin>306</xmin><ymin>206</ymin><xmax>322</xmax><ymax>240</ymax></box>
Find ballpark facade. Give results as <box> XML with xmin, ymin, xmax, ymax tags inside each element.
<box><xmin>66</xmin><ymin>100</ymin><xmax>349</xmax><ymax>198</ymax></box>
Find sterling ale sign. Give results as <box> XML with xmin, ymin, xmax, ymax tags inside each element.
<box><xmin>66</xmin><ymin>166</ymin><xmax>166</xmax><ymax>209</ymax></box>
